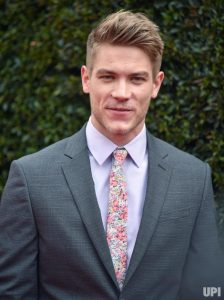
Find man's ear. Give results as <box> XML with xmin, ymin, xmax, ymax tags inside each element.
<box><xmin>151</xmin><ymin>71</ymin><xmax>164</xmax><ymax>99</ymax></box>
<box><xmin>81</xmin><ymin>65</ymin><xmax>90</xmax><ymax>94</ymax></box>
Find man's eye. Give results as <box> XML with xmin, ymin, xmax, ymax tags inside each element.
<box><xmin>100</xmin><ymin>75</ymin><xmax>114</xmax><ymax>81</ymax></box>
<box><xmin>131</xmin><ymin>77</ymin><xmax>145</xmax><ymax>84</ymax></box>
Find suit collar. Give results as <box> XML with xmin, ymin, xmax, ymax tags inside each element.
<box><xmin>63</xmin><ymin>124</ymin><xmax>88</xmax><ymax>159</ymax></box>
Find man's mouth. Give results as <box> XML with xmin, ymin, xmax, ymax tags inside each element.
<box><xmin>106</xmin><ymin>107</ymin><xmax>132</xmax><ymax>112</ymax></box>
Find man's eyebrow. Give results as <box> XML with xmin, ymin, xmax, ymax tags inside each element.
<box><xmin>130</xmin><ymin>71</ymin><xmax>149</xmax><ymax>78</ymax></box>
<box><xmin>95</xmin><ymin>69</ymin><xmax>115</xmax><ymax>75</ymax></box>
<box><xmin>95</xmin><ymin>69</ymin><xmax>150</xmax><ymax>78</ymax></box>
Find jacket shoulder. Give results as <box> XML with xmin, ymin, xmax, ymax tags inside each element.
<box><xmin>150</xmin><ymin>133</ymin><xmax>207</xmax><ymax>169</ymax></box>
<box><xmin>17</xmin><ymin>136</ymin><xmax>70</xmax><ymax>166</ymax></box>
<box><xmin>15</xmin><ymin>125</ymin><xmax>86</xmax><ymax>171</ymax></box>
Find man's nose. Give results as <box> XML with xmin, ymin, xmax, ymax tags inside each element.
<box><xmin>111</xmin><ymin>80</ymin><xmax>131</xmax><ymax>100</ymax></box>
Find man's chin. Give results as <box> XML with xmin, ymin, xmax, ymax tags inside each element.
<box><xmin>107</xmin><ymin>126</ymin><xmax>130</xmax><ymax>136</ymax></box>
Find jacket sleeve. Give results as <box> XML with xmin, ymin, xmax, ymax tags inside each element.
<box><xmin>0</xmin><ymin>160</ymin><xmax>38</xmax><ymax>300</ymax></box>
<box><xmin>179</xmin><ymin>163</ymin><xmax>224</xmax><ymax>300</ymax></box>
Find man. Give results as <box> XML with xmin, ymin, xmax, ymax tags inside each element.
<box><xmin>0</xmin><ymin>10</ymin><xmax>223</xmax><ymax>300</ymax></box>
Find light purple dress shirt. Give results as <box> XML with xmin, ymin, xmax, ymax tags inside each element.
<box><xmin>86</xmin><ymin>118</ymin><xmax>148</xmax><ymax>266</ymax></box>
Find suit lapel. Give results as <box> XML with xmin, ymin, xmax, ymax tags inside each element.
<box><xmin>61</xmin><ymin>126</ymin><xmax>119</xmax><ymax>288</ymax></box>
<box><xmin>124</xmin><ymin>132</ymin><xmax>173</xmax><ymax>286</ymax></box>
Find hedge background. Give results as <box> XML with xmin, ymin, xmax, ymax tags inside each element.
<box><xmin>0</xmin><ymin>0</ymin><xmax>223</xmax><ymax>235</ymax></box>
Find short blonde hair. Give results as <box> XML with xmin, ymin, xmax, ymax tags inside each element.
<box><xmin>86</xmin><ymin>10</ymin><xmax>164</xmax><ymax>77</ymax></box>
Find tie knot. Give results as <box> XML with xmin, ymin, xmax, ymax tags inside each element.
<box><xmin>113</xmin><ymin>148</ymin><xmax>128</xmax><ymax>165</ymax></box>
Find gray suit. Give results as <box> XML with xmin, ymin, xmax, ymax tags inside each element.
<box><xmin>0</xmin><ymin>125</ymin><xmax>223</xmax><ymax>300</ymax></box>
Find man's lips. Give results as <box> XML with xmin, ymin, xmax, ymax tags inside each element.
<box><xmin>105</xmin><ymin>107</ymin><xmax>133</xmax><ymax>118</ymax></box>
<box><xmin>106</xmin><ymin>107</ymin><xmax>132</xmax><ymax>112</ymax></box>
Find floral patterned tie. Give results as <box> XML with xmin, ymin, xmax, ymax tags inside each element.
<box><xmin>106</xmin><ymin>148</ymin><xmax>128</xmax><ymax>290</ymax></box>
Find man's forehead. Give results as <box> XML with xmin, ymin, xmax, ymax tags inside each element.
<box><xmin>88</xmin><ymin>43</ymin><xmax>154</xmax><ymax>77</ymax></box>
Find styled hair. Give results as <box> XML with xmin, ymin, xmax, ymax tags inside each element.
<box><xmin>86</xmin><ymin>10</ymin><xmax>164</xmax><ymax>77</ymax></box>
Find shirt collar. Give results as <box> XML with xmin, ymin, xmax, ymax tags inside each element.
<box><xmin>86</xmin><ymin>117</ymin><xmax>147</xmax><ymax>167</ymax></box>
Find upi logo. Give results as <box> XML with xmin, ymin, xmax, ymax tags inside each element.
<box><xmin>203</xmin><ymin>287</ymin><xmax>221</xmax><ymax>297</ymax></box>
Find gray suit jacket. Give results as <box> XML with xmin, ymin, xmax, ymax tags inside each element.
<box><xmin>0</xmin><ymin>125</ymin><xmax>223</xmax><ymax>300</ymax></box>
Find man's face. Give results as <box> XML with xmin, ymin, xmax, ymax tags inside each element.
<box><xmin>81</xmin><ymin>43</ymin><xmax>164</xmax><ymax>145</ymax></box>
